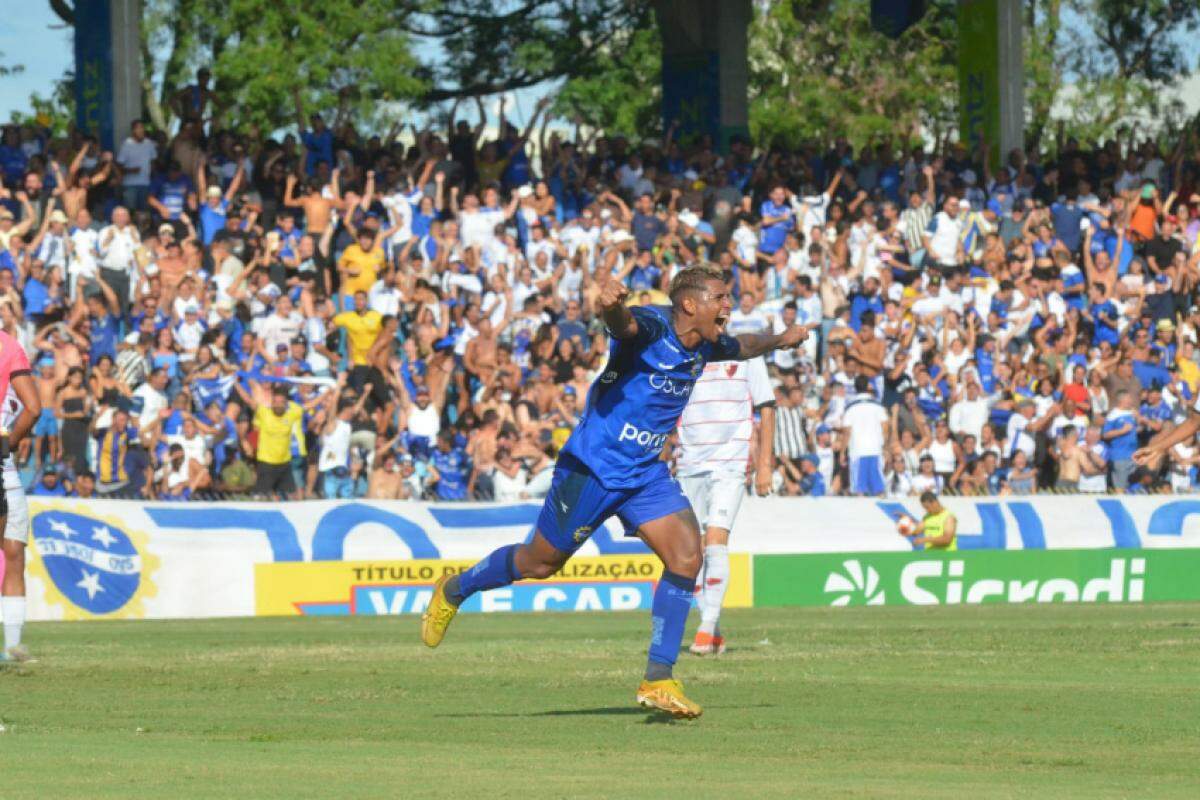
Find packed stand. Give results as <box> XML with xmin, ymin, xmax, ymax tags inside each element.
<box><xmin>2</xmin><ymin>71</ymin><xmax>1200</xmax><ymax>499</ymax></box>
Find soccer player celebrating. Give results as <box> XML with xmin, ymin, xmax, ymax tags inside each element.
<box><xmin>421</xmin><ymin>264</ymin><xmax>806</xmax><ymax>718</ymax></box>
<box><xmin>0</xmin><ymin>330</ymin><xmax>40</xmax><ymax>664</ymax></box>
<box><xmin>676</xmin><ymin>349</ymin><xmax>775</xmax><ymax>656</ymax></box>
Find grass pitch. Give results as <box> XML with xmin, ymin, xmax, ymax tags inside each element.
<box><xmin>1</xmin><ymin>604</ymin><xmax>1197</xmax><ymax>799</ymax></box>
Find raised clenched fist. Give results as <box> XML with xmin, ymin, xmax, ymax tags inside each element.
<box><xmin>598</xmin><ymin>280</ymin><xmax>629</xmax><ymax>310</ymax></box>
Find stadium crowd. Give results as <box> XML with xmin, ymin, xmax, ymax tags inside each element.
<box><xmin>3</xmin><ymin>71</ymin><xmax>1200</xmax><ymax>500</ymax></box>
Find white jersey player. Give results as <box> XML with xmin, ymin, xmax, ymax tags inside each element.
<box><xmin>676</xmin><ymin>355</ymin><xmax>775</xmax><ymax>655</ymax></box>
<box><xmin>0</xmin><ymin>330</ymin><xmax>38</xmax><ymax>665</ymax></box>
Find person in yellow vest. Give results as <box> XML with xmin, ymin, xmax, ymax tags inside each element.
<box><xmin>904</xmin><ymin>491</ymin><xmax>957</xmax><ymax>550</ymax></box>
<box><xmin>236</xmin><ymin>383</ymin><xmax>306</xmax><ymax>499</ymax></box>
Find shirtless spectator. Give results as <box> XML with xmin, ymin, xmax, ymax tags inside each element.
<box><xmin>367</xmin><ymin>449</ymin><xmax>406</xmax><ymax>499</ymax></box>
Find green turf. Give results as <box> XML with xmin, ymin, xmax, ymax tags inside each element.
<box><xmin>1</xmin><ymin>604</ymin><xmax>1198</xmax><ymax>799</ymax></box>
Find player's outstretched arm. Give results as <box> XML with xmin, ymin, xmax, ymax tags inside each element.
<box><xmin>1135</xmin><ymin>411</ymin><xmax>1200</xmax><ymax>468</ymax></box>
<box><xmin>599</xmin><ymin>280</ymin><xmax>637</xmax><ymax>340</ymax></box>
<box><xmin>734</xmin><ymin>325</ymin><xmax>807</xmax><ymax>360</ymax></box>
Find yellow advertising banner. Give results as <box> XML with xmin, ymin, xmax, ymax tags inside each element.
<box><xmin>255</xmin><ymin>554</ymin><xmax>752</xmax><ymax>617</ymax></box>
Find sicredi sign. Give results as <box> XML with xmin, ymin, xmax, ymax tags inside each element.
<box><xmin>754</xmin><ymin>549</ymin><xmax>1200</xmax><ymax>608</ymax></box>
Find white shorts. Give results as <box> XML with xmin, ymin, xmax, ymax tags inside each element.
<box><xmin>678</xmin><ymin>472</ymin><xmax>746</xmax><ymax>534</ymax></box>
<box><xmin>2</xmin><ymin>481</ymin><xmax>29</xmax><ymax>545</ymax></box>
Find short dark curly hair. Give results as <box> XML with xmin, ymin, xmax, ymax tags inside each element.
<box><xmin>668</xmin><ymin>263</ymin><xmax>725</xmax><ymax>305</ymax></box>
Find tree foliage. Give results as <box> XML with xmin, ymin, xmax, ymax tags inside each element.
<box><xmin>29</xmin><ymin>0</ymin><xmax>1200</xmax><ymax>149</ymax></box>
<box><xmin>138</xmin><ymin>0</ymin><xmax>426</xmax><ymax>132</ymax></box>
<box><xmin>1024</xmin><ymin>0</ymin><xmax>1200</xmax><ymax>152</ymax></box>
<box><xmin>0</xmin><ymin>51</ymin><xmax>24</xmax><ymax>79</ymax></box>
<box><xmin>554</xmin><ymin>24</ymin><xmax>661</xmax><ymax>139</ymax></box>
<box><xmin>748</xmin><ymin>0</ymin><xmax>958</xmax><ymax>148</ymax></box>
<box><xmin>406</xmin><ymin>0</ymin><xmax>646</xmax><ymax>102</ymax></box>
<box><xmin>9</xmin><ymin>77</ymin><xmax>75</xmax><ymax>131</ymax></box>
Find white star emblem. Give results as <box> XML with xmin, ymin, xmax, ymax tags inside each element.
<box><xmin>91</xmin><ymin>525</ymin><xmax>118</xmax><ymax>549</ymax></box>
<box><xmin>76</xmin><ymin>569</ymin><xmax>104</xmax><ymax>601</ymax></box>
<box><xmin>49</xmin><ymin>519</ymin><xmax>78</xmax><ymax>538</ymax></box>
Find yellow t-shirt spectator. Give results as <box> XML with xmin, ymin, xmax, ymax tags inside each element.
<box><xmin>1176</xmin><ymin>355</ymin><xmax>1200</xmax><ymax>395</ymax></box>
<box><xmin>334</xmin><ymin>309</ymin><xmax>383</xmax><ymax>365</ymax></box>
<box><xmin>477</xmin><ymin>156</ymin><xmax>509</xmax><ymax>188</ymax></box>
<box><xmin>339</xmin><ymin>244</ymin><xmax>385</xmax><ymax>296</ymax></box>
<box><xmin>254</xmin><ymin>401</ymin><xmax>305</xmax><ymax>465</ymax></box>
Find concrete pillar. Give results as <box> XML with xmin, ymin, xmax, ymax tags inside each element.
<box><xmin>996</xmin><ymin>0</ymin><xmax>1024</xmax><ymax>159</ymax></box>
<box><xmin>111</xmin><ymin>0</ymin><xmax>143</xmax><ymax>145</ymax></box>
<box><xmin>74</xmin><ymin>0</ymin><xmax>142</xmax><ymax>150</ymax></box>
<box><xmin>958</xmin><ymin>0</ymin><xmax>1024</xmax><ymax>165</ymax></box>
<box><xmin>656</xmin><ymin>0</ymin><xmax>750</xmax><ymax>150</ymax></box>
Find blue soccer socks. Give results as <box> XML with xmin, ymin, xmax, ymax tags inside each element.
<box><xmin>448</xmin><ymin>544</ymin><xmax>521</xmax><ymax>605</ymax></box>
<box><xmin>646</xmin><ymin>569</ymin><xmax>695</xmax><ymax>678</ymax></box>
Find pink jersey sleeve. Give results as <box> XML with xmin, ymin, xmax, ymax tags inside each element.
<box><xmin>0</xmin><ymin>332</ymin><xmax>32</xmax><ymax>414</ymax></box>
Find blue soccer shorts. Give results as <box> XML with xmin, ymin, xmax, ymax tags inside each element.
<box><xmin>536</xmin><ymin>453</ymin><xmax>691</xmax><ymax>555</ymax></box>
<box><xmin>850</xmin><ymin>454</ymin><xmax>885</xmax><ymax>496</ymax></box>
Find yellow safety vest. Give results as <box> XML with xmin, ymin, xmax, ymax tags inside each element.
<box><xmin>922</xmin><ymin>509</ymin><xmax>956</xmax><ymax>551</ymax></box>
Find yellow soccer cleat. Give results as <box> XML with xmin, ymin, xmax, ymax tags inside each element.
<box><xmin>421</xmin><ymin>574</ymin><xmax>460</xmax><ymax>648</ymax></box>
<box><xmin>636</xmin><ymin>678</ymin><xmax>703</xmax><ymax>719</ymax></box>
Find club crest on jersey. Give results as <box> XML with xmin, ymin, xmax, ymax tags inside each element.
<box><xmin>27</xmin><ymin>504</ymin><xmax>159</xmax><ymax>619</ymax></box>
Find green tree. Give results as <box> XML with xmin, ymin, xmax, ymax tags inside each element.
<box><xmin>133</xmin><ymin>0</ymin><xmax>427</xmax><ymax>133</ymax></box>
<box><xmin>554</xmin><ymin>24</ymin><xmax>661</xmax><ymax>139</ymax></box>
<box><xmin>10</xmin><ymin>76</ymin><xmax>76</xmax><ymax>132</ymax></box>
<box><xmin>748</xmin><ymin>0</ymin><xmax>958</xmax><ymax>148</ymax></box>
<box><xmin>1040</xmin><ymin>0</ymin><xmax>1200</xmax><ymax>149</ymax></box>
<box><xmin>403</xmin><ymin>0</ymin><xmax>648</xmax><ymax>102</ymax></box>
<box><xmin>0</xmin><ymin>50</ymin><xmax>24</xmax><ymax>79</ymax></box>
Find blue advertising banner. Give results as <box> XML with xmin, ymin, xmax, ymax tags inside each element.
<box><xmin>74</xmin><ymin>0</ymin><xmax>115</xmax><ymax>149</ymax></box>
<box><xmin>661</xmin><ymin>52</ymin><xmax>720</xmax><ymax>147</ymax></box>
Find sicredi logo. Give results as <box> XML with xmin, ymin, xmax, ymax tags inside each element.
<box><xmin>618</xmin><ymin>422</ymin><xmax>669</xmax><ymax>451</ymax></box>
<box><xmin>898</xmin><ymin>557</ymin><xmax>1145</xmax><ymax>605</ymax></box>
<box><xmin>821</xmin><ymin>557</ymin><xmax>1147</xmax><ymax>607</ymax></box>
<box><xmin>823</xmin><ymin>560</ymin><xmax>886</xmax><ymax>606</ymax></box>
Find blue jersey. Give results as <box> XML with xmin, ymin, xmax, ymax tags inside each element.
<box><xmin>431</xmin><ymin>446</ymin><xmax>470</xmax><ymax>500</ymax></box>
<box><xmin>152</xmin><ymin>175</ymin><xmax>194</xmax><ymax>219</ymax></box>
<box><xmin>561</xmin><ymin>305</ymin><xmax>740</xmax><ymax>489</ymax></box>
